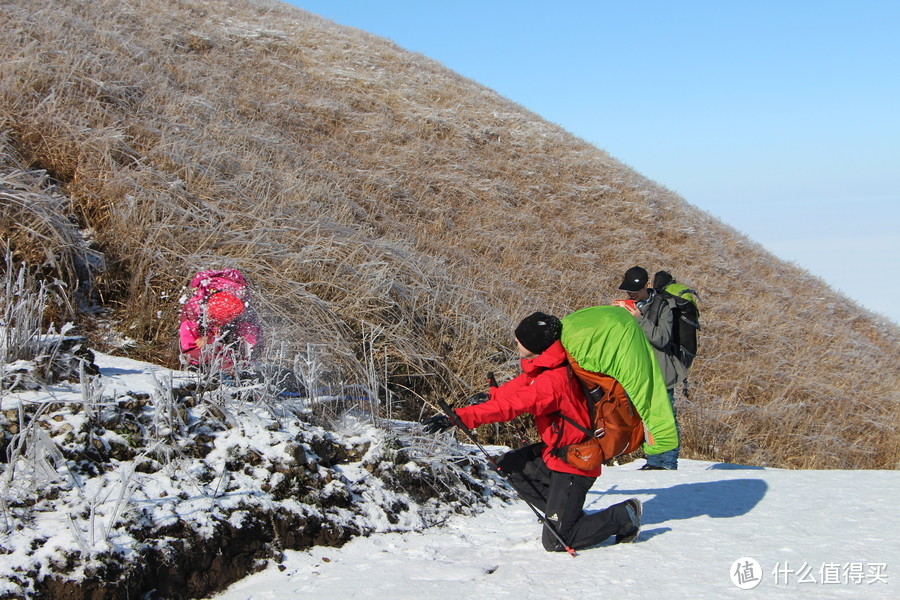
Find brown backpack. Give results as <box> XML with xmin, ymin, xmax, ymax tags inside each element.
<box><xmin>553</xmin><ymin>357</ymin><xmax>647</xmax><ymax>471</ymax></box>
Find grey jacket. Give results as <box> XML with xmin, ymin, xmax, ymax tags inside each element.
<box><xmin>636</xmin><ymin>289</ymin><xmax>685</xmax><ymax>389</ymax></box>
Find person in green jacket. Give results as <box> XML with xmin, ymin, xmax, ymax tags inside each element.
<box><xmin>616</xmin><ymin>266</ymin><xmax>682</xmax><ymax>470</ymax></box>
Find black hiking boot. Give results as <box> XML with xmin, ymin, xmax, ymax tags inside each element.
<box><xmin>639</xmin><ymin>463</ymin><xmax>666</xmax><ymax>470</ymax></box>
<box><xmin>615</xmin><ymin>498</ymin><xmax>642</xmax><ymax>544</ymax></box>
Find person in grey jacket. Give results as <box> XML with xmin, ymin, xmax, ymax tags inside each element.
<box><xmin>616</xmin><ymin>266</ymin><xmax>683</xmax><ymax>470</ymax></box>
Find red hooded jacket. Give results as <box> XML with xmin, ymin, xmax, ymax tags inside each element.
<box><xmin>455</xmin><ymin>340</ymin><xmax>599</xmax><ymax>477</ymax></box>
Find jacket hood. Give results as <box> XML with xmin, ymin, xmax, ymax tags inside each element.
<box><xmin>520</xmin><ymin>340</ymin><xmax>567</xmax><ymax>376</ymax></box>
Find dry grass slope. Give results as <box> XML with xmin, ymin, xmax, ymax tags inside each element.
<box><xmin>1</xmin><ymin>0</ymin><xmax>897</xmax><ymax>469</ymax></box>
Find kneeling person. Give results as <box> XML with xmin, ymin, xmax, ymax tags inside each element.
<box><xmin>423</xmin><ymin>312</ymin><xmax>641</xmax><ymax>551</ymax></box>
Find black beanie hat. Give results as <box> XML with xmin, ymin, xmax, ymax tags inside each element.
<box><xmin>515</xmin><ymin>312</ymin><xmax>562</xmax><ymax>355</ymax></box>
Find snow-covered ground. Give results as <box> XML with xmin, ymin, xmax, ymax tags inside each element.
<box><xmin>210</xmin><ymin>459</ymin><xmax>899</xmax><ymax>600</ymax></box>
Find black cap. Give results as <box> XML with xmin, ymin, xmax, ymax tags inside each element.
<box><xmin>618</xmin><ymin>266</ymin><xmax>649</xmax><ymax>292</ymax></box>
<box><xmin>514</xmin><ymin>312</ymin><xmax>561</xmax><ymax>355</ymax></box>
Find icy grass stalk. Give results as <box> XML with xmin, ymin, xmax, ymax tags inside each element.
<box><xmin>148</xmin><ymin>370</ymin><xmax>191</xmax><ymax>442</ymax></box>
<box><xmin>87</xmin><ymin>441</ymin><xmax>164</xmax><ymax>551</ymax></box>
<box><xmin>0</xmin><ymin>252</ymin><xmax>81</xmax><ymax>400</ymax></box>
<box><xmin>3</xmin><ymin>402</ymin><xmax>51</xmax><ymax>483</ymax></box>
<box><xmin>1</xmin><ymin>253</ymin><xmax>46</xmax><ymax>405</ymax></box>
<box><xmin>80</xmin><ymin>357</ymin><xmax>102</xmax><ymax>424</ymax></box>
<box><xmin>35</xmin><ymin>321</ymin><xmax>75</xmax><ymax>382</ymax></box>
<box><xmin>64</xmin><ymin>473</ymin><xmax>131</xmax><ymax>554</ymax></box>
<box><xmin>362</xmin><ymin>326</ymin><xmax>385</xmax><ymax>424</ymax></box>
<box><xmin>295</xmin><ymin>343</ymin><xmax>323</xmax><ymax>407</ymax></box>
<box><xmin>79</xmin><ymin>470</ymin><xmax>138</xmax><ymax>549</ymax></box>
<box><xmin>0</xmin><ymin>401</ymin><xmax>69</xmax><ymax>533</ymax></box>
<box><xmin>212</xmin><ymin>468</ymin><xmax>230</xmax><ymax>499</ymax></box>
<box><xmin>66</xmin><ymin>512</ymin><xmax>91</xmax><ymax>556</ymax></box>
<box><xmin>1</xmin><ymin>253</ymin><xmax>46</xmax><ymax>363</ymax></box>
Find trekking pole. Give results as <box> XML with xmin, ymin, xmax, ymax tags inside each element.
<box><xmin>435</xmin><ymin>398</ymin><xmax>578</xmax><ymax>557</ymax></box>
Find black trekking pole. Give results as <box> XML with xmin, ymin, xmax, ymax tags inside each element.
<box><xmin>435</xmin><ymin>397</ymin><xmax>578</xmax><ymax>557</ymax></box>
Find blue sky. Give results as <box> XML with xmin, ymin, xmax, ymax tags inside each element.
<box><xmin>287</xmin><ymin>1</ymin><xmax>900</xmax><ymax>324</ymax></box>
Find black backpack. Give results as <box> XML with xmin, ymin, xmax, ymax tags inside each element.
<box><xmin>653</xmin><ymin>271</ymin><xmax>700</xmax><ymax>371</ymax></box>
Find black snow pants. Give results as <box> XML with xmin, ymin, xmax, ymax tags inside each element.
<box><xmin>497</xmin><ymin>443</ymin><xmax>632</xmax><ymax>552</ymax></box>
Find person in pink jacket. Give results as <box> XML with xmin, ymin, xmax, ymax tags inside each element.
<box><xmin>179</xmin><ymin>269</ymin><xmax>262</xmax><ymax>372</ymax></box>
<box><xmin>423</xmin><ymin>312</ymin><xmax>642</xmax><ymax>551</ymax></box>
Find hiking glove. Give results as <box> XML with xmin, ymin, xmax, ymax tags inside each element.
<box><xmin>466</xmin><ymin>392</ymin><xmax>489</xmax><ymax>405</ymax></box>
<box><xmin>422</xmin><ymin>413</ymin><xmax>454</xmax><ymax>434</ymax></box>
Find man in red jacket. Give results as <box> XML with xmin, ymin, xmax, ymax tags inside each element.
<box><xmin>423</xmin><ymin>312</ymin><xmax>642</xmax><ymax>551</ymax></box>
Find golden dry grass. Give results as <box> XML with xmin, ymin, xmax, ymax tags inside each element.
<box><xmin>1</xmin><ymin>0</ymin><xmax>897</xmax><ymax>469</ymax></box>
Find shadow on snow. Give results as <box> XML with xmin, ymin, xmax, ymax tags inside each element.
<box><xmin>587</xmin><ymin>477</ymin><xmax>768</xmax><ymax>527</ymax></box>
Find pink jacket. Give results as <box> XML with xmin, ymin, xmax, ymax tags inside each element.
<box><xmin>178</xmin><ymin>269</ymin><xmax>261</xmax><ymax>369</ymax></box>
